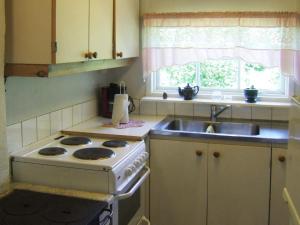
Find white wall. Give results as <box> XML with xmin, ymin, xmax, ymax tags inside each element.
<box><xmin>0</xmin><ymin>0</ymin><xmax>10</xmax><ymax>194</ymax></box>
<box><xmin>141</xmin><ymin>0</ymin><xmax>298</xmax><ymax>14</ymax></box>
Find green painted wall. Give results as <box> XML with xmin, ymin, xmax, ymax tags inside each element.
<box><xmin>141</xmin><ymin>0</ymin><xmax>298</xmax><ymax>14</ymax></box>
<box><xmin>5</xmin><ymin>69</ymin><xmax>118</xmax><ymax>125</ymax></box>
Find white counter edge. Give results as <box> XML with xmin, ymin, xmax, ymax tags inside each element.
<box><xmin>283</xmin><ymin>187</ymin><xmax>300</xmax><ymax>225</ymax></box>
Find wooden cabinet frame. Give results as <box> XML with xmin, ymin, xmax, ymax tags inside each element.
<box><xmin>5</xmin><ymin>0</ymin><xmax>137</xmax><ymax>77</ymax></box>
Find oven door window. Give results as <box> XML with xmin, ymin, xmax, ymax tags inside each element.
<box><xmin>118</xmin><ymin>188</ymin><xmax>141</xmax><ymax>225</ymax></box>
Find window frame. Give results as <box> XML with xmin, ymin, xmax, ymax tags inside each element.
<box><xmin>147</xmin><ymin>63</ymin><xmax>293</xmax><ymax>102</ymax></box>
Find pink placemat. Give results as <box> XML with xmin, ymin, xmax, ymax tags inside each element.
<box><xmin>102</xmin><ymin>120</ymin><xmax>145</xmax><ymax>129</ymax></box>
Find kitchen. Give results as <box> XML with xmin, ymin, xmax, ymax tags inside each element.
<box><xmin>0</xmin><ymin>0</ymin><xmax>300</xmax><ymax>225</ymax></box>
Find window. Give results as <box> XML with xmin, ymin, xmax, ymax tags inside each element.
<box><xmin>143</xmin><ymin>12</ymin><xmax>299</xmax><ymax>99</ymax></box>
<box><xmin>153</xmin><ymin>59</ymin><xmax>288</xmax><ymax>96</ymax></box>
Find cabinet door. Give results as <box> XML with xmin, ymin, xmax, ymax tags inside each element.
<box><xmin>150</xmin><ymin>139</ymin><xmax>207</xmax><ymax>225</ymax></box>
<box><xmin>89</xmin><ymin>0</ymin><xmax>113</xmax><ymax>60</ymax></box>
<box><xmin>56</xmin><ymin>0</ymin><xmax>89</xmax><ymax>63</ymax></box>
<box><xmin>114</xmin><ymin>0</ymin><xmax>139</xmax><ymax>58</ymax></box>
<box><xmin>270</xmin><ymin>148</ymin><xmax>289</xmax><ymax>225</ymax></box>
<box><xmin>207</xmin><ymin>144</ymin><xmax>270</xmax><ymax>225</ymax></box>
<box><xmin>5</xmin><ymin>0</ymin><xmax>52</xmax><ymax>64</ymax></box>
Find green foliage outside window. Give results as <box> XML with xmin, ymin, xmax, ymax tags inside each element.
<box><xmin>158</xmin><ymin>59</ymin><xmax>283</xmax><ymax>93</ymax></box>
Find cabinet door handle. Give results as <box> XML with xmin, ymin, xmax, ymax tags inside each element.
<box><xmin>213</xmin><ymin>152</ymin><xmax>220</xmax><ymax>158</ymax></box>
<box><xmin>84</xmin><ymin>52</ymin><xmax>92</xmax><ymax>59</ymax></box>
<box><xmin>196</xmin><ymin>151</ymin><xmax>203</xmax><ymax>157</ymax></box>
<box><xmin>92</xmin><ymin>52</ymin><xmax>98</xmax><ymax>59</ymax></box>
<box><xmin>116</xmin><ymin>52</ymin><xmax>123</xmax><ymax>58</ymax></box>
<box><xmin>278</xmin><ymin>155</ymin><xmax>286</xmax><ymax>163</ymax></box>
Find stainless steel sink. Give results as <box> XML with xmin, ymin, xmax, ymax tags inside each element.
<box><xmin>164</xmin><ymin>119</ymin><xmax>209</xmax><ymax>132</ymax></box>
<box><xmin>212</xmin><ymin>122</ymin><xmax>260</xmax><ymax>135</ymax></box>
<box><xmin>163</xmin><ymin>119</ymin><xmax>260</xmax><ymax>136</ymax></box>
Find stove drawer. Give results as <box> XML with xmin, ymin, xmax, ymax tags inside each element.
<box><xmin>12</xmin><ymin>161</ymin><xmax>109</xmax><ymax>192</ymax></box>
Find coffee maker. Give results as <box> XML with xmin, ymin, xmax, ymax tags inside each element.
<box><xmin>101</xmin><ymin>83</ymin><xmax>135</xmax><ymax>118</ymax></box>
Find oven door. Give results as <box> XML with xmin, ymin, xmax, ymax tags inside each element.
<box><xmin>114</xmin><ymin>166</ymin><xmax>150</xmax><ymax>225</ymax></box>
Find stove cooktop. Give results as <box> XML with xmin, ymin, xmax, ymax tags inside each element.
<box><xmin>0</xmin><ymin>190</ymin><xmax>108</xmax><ymax>225</ymax></box>
<box><xmin>38</xmin><ymin>147</ymin><xmax>67</xmax><ymax>156</ymax></box>
<box><xmin>73</xmin><ymin>148</ymin><xmax>115</xmax><ymax>160</ymax></box>
<box><xmin>12</xmin><ymin>135</ymin><xmax>145</xmax><ymax>170</ymax></box>
<box><xmin>60</xmin><ymin>137</ymin><xmax>92</xmax><ymax>146</ymax></box>
<box><xmin>102</xmin><ymin>140</ymin><xmax>128</xmax><ymax>148</ymax></box>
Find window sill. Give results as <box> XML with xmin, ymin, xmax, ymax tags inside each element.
<box><xmin>141</xmin><ymin>96</ymin><xmax>291</xmax><ymax>108</ymax></box>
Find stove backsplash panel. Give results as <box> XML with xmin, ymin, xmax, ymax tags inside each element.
<box><xmin>6</xmin><ymin>99</ymin><xmax>97</xmax><ymax>155</ymax></box>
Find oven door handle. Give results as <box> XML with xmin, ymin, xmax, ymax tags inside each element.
<box><xmin>115</xmin><ymin>166</ymin><xmax>150</xmax><ymax>200</ymax></box>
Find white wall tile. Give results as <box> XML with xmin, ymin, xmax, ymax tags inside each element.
<box><xmin>140</xmin><ymin>101</ymin><xmax>157</xmax><ymax>115</ymax></box>
<box><xmin>131</xmin><ymin>99</ymin><xmax>140</xmax><ymax>115</ymax></box>
<box><xmin>157</xmin><ymin>102</ymin><xmax>175</xmax><ymax>116</ymax></box>
<box><xmin>22</xmin><ymin>118</ymin><xmax>37</xmax><ymax>146</ymax></box>
<box><xmin>272</xmin><ymin>108</ymin><xmax>289</xmax><ymax>121</ymax></box>
<box><xmin>194</xmin><ymin>104</ymin><xmax>210</xmax><ymax>118</ymax></box>
<box><xmin>81</xmin><ymin>102</ymin><xmax>89</xmax><ymax>122</ymax></box>
<box><xmin>252</xmin><ymin>107</ymin><xmax>271</xmax><ymax>120</ymax></box>
<box><xmin>6</xmin><ymin>123</ymin><xmax>22</xmax><ymax>154</ymax></box>
<box><xmin>84</xmin><ymin>100</ymin><xmax>98</xmax><ymax>120</ymax></box>
<box><xmin>37</xmin><ymin>114</ymin><xmax>50</xmax><ymax>140</ymax></box>
<box><xmin>62</xmin><ymin>107</ymin><xmax>73</xmax><ymax>129</ymax></box>
<box><xmin>232</xmin><ymin>106</ymin><xmax>251</xmax><ymax>119</ymax></box>
<box><xmin>175</xmin><ymin>103</ymin><xmax>193</xmax><ymax>116</ymax></box>
<box><xmin>90</xmin><ymin>99</ymin><xmax>98</xmax><ymax>117</ymax></box>
<box><xmin>73</xmin><ymin>104</ymin><xmax>82</xmax><ymax>125</ymax></box>
<box><xmin>50</xmin><ymin>110</ymin><xmax>62</xmax><ymax>135</ymax></box>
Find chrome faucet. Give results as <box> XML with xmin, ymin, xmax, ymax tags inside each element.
<box><xmin>210</xmin><ymin>104</ymin><xmax>231</xmax><ymax>122</ymax></box>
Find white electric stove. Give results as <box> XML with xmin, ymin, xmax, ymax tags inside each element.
<box><xmin>11</xmin><ymin>135</ymin><xmax>148</xmax><ymax>195</ymax></box>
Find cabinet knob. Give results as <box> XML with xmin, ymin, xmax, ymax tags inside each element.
<box><xmin>92</xmin><ymin>52</ymin><xmax>98</xmax><ymax>59</ymax></box>
<box><xmin>278</xmin><ymin>155</ymin><xmax>286</xmax><ymax>163</ymax></box>
<box><xmin>116</xmin><ymin>52</ymin><xmax>123</xmax><ymax>58</ymax></box>
<box><xmin>85</xmin><ymin>52</ymin><xmax>93</xmax><ymax>59</ymax></box>
<box><xmin>196</xmin><ymin>151</ymin><xmax>203</xmax><ymax>157</ymax></box>
<box><xmin>213</xmin><ymin>152</ymin><xmax>220</xmax><ymax>158</ymax></box>
<box><xmin>36</xmin><ymin>70</ymin><xmax>47</xmax><ymax>77</ymax></box>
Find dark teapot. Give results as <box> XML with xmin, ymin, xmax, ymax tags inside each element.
<box><xmin>178</xmin><ymin>83</ymin><xmax>199</xmax><ymax>100</ymax></box>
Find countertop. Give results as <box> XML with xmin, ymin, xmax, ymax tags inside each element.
<box><xmin>150</xmin><ymin>116</ymin><xmax>289</xmax><ymax>144</ymax></box>
<box><xmin>62</xmin><ymin>115</ymin><xmax>165</xmax><ymax>141</ymax></box>
<box><xmin>0</xmin><ymin>183</ymin><xmax>113</xmax><ymax>202</ymax></box>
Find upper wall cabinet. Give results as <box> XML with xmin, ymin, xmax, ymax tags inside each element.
<box><xmin>114</xmin><ymin>0</ymin><xmax>139</xmax><ymax>59</ymax></box>
<box><xmin>5</xmin><ymin>0</ymin><xmax>114</xmax><ymax>76</ymax></box>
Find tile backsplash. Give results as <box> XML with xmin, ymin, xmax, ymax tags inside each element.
<box><xmin>137</xmin><ymin>99</ymin><xmax>290</xmax><ymax>122</ymax></box>
<box><xmin>6</xmin><ymin>99</ymin><xmax>97</xmax><ymax>154</ymax></box>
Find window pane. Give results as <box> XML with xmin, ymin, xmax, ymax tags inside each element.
<box><xmin>154</xmin><ymin>60</ymin><xmax>285</xmax><ymax>95</ymax></box>
<box><xmin>158</xmin><ymin>64</ymin><xmax>197</xmax><ymax>88</ymax></box>
<box><xmin>240</xmin><ymin>61</ymin><xmax>283</xmax><ymax>92</ymax></box>
<box><xmin>199</xmin><ymin>60</ymin><xmax>238</xmax><ymax>89</ymax></box>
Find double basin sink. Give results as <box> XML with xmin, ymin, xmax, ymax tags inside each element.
<box><xmin>163</xmin><ymin>119</ymin><xmax>260</xmax><ymax>136</ymax></box>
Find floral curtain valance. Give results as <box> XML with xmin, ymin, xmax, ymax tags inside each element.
<box><xmin>142</xmin><ymin>12</ymin><xmax>300</xmax><ymax>83</ymax></box>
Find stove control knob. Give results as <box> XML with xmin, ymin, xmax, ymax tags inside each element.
<box><xmin>141</xmin><ymin>152</ymin><xmax>149</xmax><ymax>160</ymax></box>
<box><xmin>134</xmin><ymin>160</ymin><xmax>141</xmax><ymax>167</ymax></box>
<box><xmin>125</xmin><ymin>166</ymin><xmax>135</xmax><ymax>176</ymax></box>
<box><xmin>136</xmin><ymin>157</ymin><xmax>144</xmax><ymax>163</ymax></box>
<box><xmin>130</xmin><ymin>165</ymin><xmax>136</xmax><ymax>172</ymax></box>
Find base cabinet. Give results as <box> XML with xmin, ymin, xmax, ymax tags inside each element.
<box><xmin>269</xmin><ymin>148</ymin><xmax>289</xmax><ymax>225</ymax></box>
<box><xmin>207</xmin><ymin>144</ymin><xmax>270</xmax><ymax>225</ymax></box>
<box><xmin>150</xmin><ymin>140</ymin><xmax>207</xmax><ymax>225</ymax></box>
<box><xmin>150</xmin><ymin>139</ymin><xmax>272</xmax><ymax>225</ymax></box>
